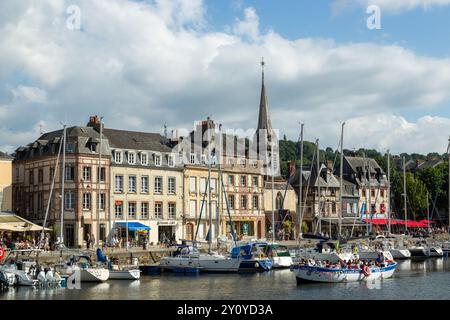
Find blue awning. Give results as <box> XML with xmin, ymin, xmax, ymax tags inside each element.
<box><xmin>115</xmin><ymin>222</ymin><xmax>151</xmax><ymax>232</ymax></box>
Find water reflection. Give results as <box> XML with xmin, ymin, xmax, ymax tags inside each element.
<box><xmin>1</xmin><ymin>258</ymin><xmax>450</xmax><ymax>300</ymax></box>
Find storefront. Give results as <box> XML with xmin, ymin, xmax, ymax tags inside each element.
<box><xmin>157</xmin><ymin>220</ymin><xmax>178</xmax><ymax>244</ymax></box>
<box><xmin>114</xmin><ymin>221</ymin><xmax>151</xmax><ymax>247</ymax></box>
<box><xmin>223</xmin><ymin>217</ymin><xmax>257</xmax><ymax>240</ymax></box>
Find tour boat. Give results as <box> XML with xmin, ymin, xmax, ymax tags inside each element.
<box><xmin>298</xmin><ymin>241</ymin><xmax>359</xmax><ymax>263</ymax></box>
<box><xmin>292</xmin><ymin>261</ymin><xmax>397</xmax><ymax>283</ymax></box>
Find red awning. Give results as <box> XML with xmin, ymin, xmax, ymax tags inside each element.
<box><xmin>363</xmin><ymin>219</ymin><xmax>432</xmax><ymax>228</ymax></box>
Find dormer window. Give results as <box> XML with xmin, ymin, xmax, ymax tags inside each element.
<box><xmin>140</xmin><ymin>152</ymin><xmax>148</xmax><ymax>165</ymax></box>
<box><xmin>114</xmin><ymin>151</ymin><xmax>123</xmax><ymax>164</ymax></box>
<box><xmin>155</xmin><ymin>154</ymin><xmax>162</xmax><ymax>166</ymax></box>
<box><xmin>201</xmin><ymin>155</ymin><xmax>207</xmax><ymax>165</ymax></box>
<box><xmin>67</xmin><ymin>143</ymin><xmax>75</xmax><ymax>153</ymax></box>
<box><xmin>90</xmin><ymin>143</ymin><xmax>97</xmax><ymax>152</ymax></box>
<box><xmin>128</xmin><ymin>152</ymin><xmax>136</xmax><ymax>165</ymax></box>
<box><xmin>190</xmin><ymin>153</ymin><xmax>196</xmax><ymax>164</ymax></box>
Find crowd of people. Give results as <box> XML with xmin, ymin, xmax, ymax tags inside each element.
<box><xmin>0</xmin><ymin>233</ymin><xmax>52</xmax><ymax>251</ymax></box>
<box><xmin>300</xmin><ymin>253</ymin><xmax>390</xmax><ymax>270</ymax></box>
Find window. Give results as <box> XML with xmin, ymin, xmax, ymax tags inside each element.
<box><xmin>371</xmin><ymin>189</ymin><xmax>375</xmax><ymax>197</ymax></box>
<box><xmin>154</xmin><ymin>202</ymin><xmax>162</xmax><ymax>219</ymax></box>
<box><xmin>201</xmin><ymin>155</ymin><xmax>207</xmax><ymax>165</ymax></box>
<box><xmin>115</xmin><ymin>175</ymin><xmax>124</xmax><ymax>193</ymax></box>
<box><xmin>128</xmin><ymin>202</ymin><xmax>136</xmax><ymax>219</ymax></box>
<box><xmin>37</xmin><ymin>192</ymin><xmax>43</xmax><ymax>213</ymax></box>
<box><xmin>189</xmin><ymin>177</ymin><xmax>196</xmax><ymax>193</ymax></box>
<box><xmin>83</xmin><ymin>193</ymin><xmax>91</xmax><ymax>210</ymax></box>
<box><xmin>29</xmin><ymin>170</ymin><xmax>34</xmax><ymax>185</ymax></box>
<box><xmin>189</xmin><ymin>200</ymin><xmax>197</xmax><ymax>217</ymax></box>
<box><xmin>82</xmin><ymin>166</ymin><xmax>91</xmax><ymax>182</ymax></box>
<box><xmin>38</xmin><ymin>169</ymin><xmax>43</xmax><ymax>183</ymax></box>
<box><xmin>141</xmin><ymin>176</ymin><xmax>149</xmax><ymax>193</ymax></box>
<box><xmin>362</xmin><ymin>189</ymin><xmax>366</xmax><ymax>197</ymax></box>
<box><xmin>168</xmin><ymin>177</ymin><xmax>176</xmax><ymax>194</ymax></box>
<box><xmin>65</xmin><ymin>191</ymin><xmax>75</xmax><ymax>210</ymax></box>
<box><xmin>240</xmin><ymin>175</ymin><xmax>247</xmax><ymax>187</ymax></box>
<box><xmin>49</xmin><ymin>167</ymin><xmax>55</xmax><ymax>182</ymax></box>
<box><xmin>128</xmin><ymin>152</ymin><xmax>136</xmax><ymax>165</ymax></box>
<box><xmin>228</xmin><ymin>195</ymin><xmax>235</xmax><ymax>209</ymax></box>
<box><xmin>381</xmin><ymin>189</ymin><xmax>385</xmax><ymax>197</ymax></box>
<box><xmin>115</xmin><ymin>202</ymin><xmax>123</xmax><ymax>219</ymax></box>
<box><xmin>128</xmin><ymin>176</ymin><xmax>136</xmax><ymax>193</ymax></box>
<box><xmin>211</xmin><ymin>178</ymin><xmax>217</xmax><ymax>193</ymax></box>
<box><xmin>90</xmin><ymin>143</ymin><xmax>97</xmax><ymax>152</ymax></box>
<box><xmin>200</xmin><ymin>177</ymin><xmax>207</xmax><ymax>193</ymax></box>
<box><xmin>155</xmin><ymin>154</ymin><xmax>162</xmax><ymax>166</ymax></box>
<box><xmin>97</xmin><ymin>167</ymin><xmax>106</xmax><ymax>182</ymax></box>
<box><xmin>190</xmin><ymin>153</ymin><xmax>196</xmax><ymax>164</ymax></box>
<box><xmin>168</xmin><ymin>203</ymin><xmax>176</xmax><ymax>219</ymax></box>
<box><xmin>114</xmin><ymin>151</ymin><xmax>123</xmax><ymax>164</ymax></box>
<box><xmin>65</xmin><ymin>166</ymin><xmax>75</xmax><ymax>181</ymax></box>
<box><xmin>228</xmin><ymin>175</ymin><xmax>234</xmax><ymax>186</ymax></box>
<box><xmin>140</xmin><ymin>153</ymin><xmax>148</xmax><ymax>165</ymax></box>
<box><xmin>252</xmin><ymin>176</ymin><xmax>259</xmax><ymax>187</ymax></box>
<box><xmin>252</xmin><ymin>195</ymin><xmax>259</xmax><ymax>209</ymax></box>
<box><xmin>141</xmin><ymin>202</ymin><xmax>149</xmax><ymax>219</ymax></box>
<box><xmin>228</xmin><ymin>158</ymin><xmax>234</xmax><ymax>166</ymax></box>
<box><xmin>154</xmin><ymin>177</ymin><xmax>162</xmax><ymax>194</ymax></box>
<box><xmin>99</xmin><ymin>193</ymin><xmax>106</xmax><ymax>211</ymax></box>
<box><xmin>66</xmin><ymin>143</ymin><xmax>75</xmax><ymax>153</ymax></box>
<box><xmin>168</xmin><ymin>154</ymin><xmax>175</xmax><ymax>167</ymax></box>
<box><xmin>240</xmin><ymin>195</ymin><xmax>247</xmax><ymax>209</ymax></box>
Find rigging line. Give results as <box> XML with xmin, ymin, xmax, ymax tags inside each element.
<box><xmin>193</xmin><ymin>177</ymin><xmax>210</xmax><ymax>249</ymax></box>
<box><xmin>219</xmin><ymin>169</ymin><xmax>237</xmax><ymax>247</ymax></box>
<box><xmin>40</xmin><ymin>131</ymin><xmax>64</xmax><ymax>246</ymax></box>
<box><xmin>315</xmin><ymin>137</ymin><xmax>341</xmax><ymax>234</ymax></box>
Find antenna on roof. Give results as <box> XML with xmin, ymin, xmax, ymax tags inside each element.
<box><xmin>39</xmin><ymin>124</ymin><xmax>43</xmax><ymax>135</ymax></box>
<box><xmin>164</xmin><ymin>124</ymin><xmax>168</xmax><ymax>139</ymax></box>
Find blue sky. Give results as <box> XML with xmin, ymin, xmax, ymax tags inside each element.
<box><xmin>1</xmin><ymin>0</ymin><xmax>450</xmax><ymax>154</ymax></box>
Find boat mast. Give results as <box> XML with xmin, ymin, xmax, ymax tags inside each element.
<box><xmin>448</xmin><ymin>137</ymin><xmax>450</xmax><ymax>233</ymax></box>
<box><xmin>97</xmin><ymin>116</ymin><xmax>103</xmax><ymax>248</ymax></box>
<box><xmin>217</xmin><ymin>124</ymin><xmax>222</xmax><ymax>244</ymax></box>
<box><xmin>316</xmin><ymin>139</ymin><xmax>321</xmax><ymax>235</ymax></box>
<box><xmin>271</xmin><ymin>139</ymin><xmax>275</xmax><ymax>244</ymax></box>
<box><xmin>363</xmin><ymin>152</ymin><xmax>369</xmax><ymax>236</ymax></box>
<box><xmin>60</xmin><ymin>125</ymin><xmax>67</xmax><ymax>245</ymax></box>
<box><xmin>298</xmin><ymin>124</ymin><xmax>304</xmax><ymax>242</ymax></box>
<box><xmin>387</xmin><ymin>149</ymin><xmax>391</xmax><ymax>235</ymax></box>
<box><xmin>339</xmin><ymin>122</ymin><xmax>345</xmax><ymax>239</ymax></box>
<box><xmin>403</xmin><ymin>156</ymin><xmax>408</xmax><ymax>233</ymax></box>
<box><xmin>125</xmin><ymin>192</ymin><xmax>129</xmax><ymax>251</ymax></box>
<box><xmin>40</xmin><ymin>131</ymin><xmax>64</xmax><ymax>246</ymax></box>
<box><xmin>207</xmin><ymin>120</ymin><xmax>213</xmax><ymax>254</ymax></box>
<box><xmin>427</xmin><ymin>190</ymin><xmax>430</xmax><ymax>234</ymax></box>
<box><xmin>368</xmin><ymin>155</ymin><xmax>372</xmax><ymax>235</ymax></box>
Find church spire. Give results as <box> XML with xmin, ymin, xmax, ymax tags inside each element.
<box><xmin>257</xmin><ymin>57</ymin><xmax>273</xmax><ymax>137</ymax></box>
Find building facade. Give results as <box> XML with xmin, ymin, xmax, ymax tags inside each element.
<box><xmin>0</xmin><ymin>152</ymin><xmax>13</xmax><ymax>212</ymax></box>
<box><xmin>105</xmin><ymin>128</ymin><xmax>184</xmax><ymax>245</ymax></box>
<box><xmin>12</xmin><ymin>121</ymin><xmax>111</xmax><ymax>248</ymax></box>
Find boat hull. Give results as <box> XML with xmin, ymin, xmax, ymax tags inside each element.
<box><xmin>429</xmin><ymin>247</ymin><xmax>444</xmax><ymax>257</ymax></box>
<box><xmin>390</xmin><ymin>249</ymin><xmax>411</xmax><ymax>259</ymax></box>
<box><xmin>293</xmin><ymin>263</ymin><xmax>397</xmax><ymax>283</ymax></box>
<box><xmin>159</xmin><ymin>256</ymin><xmax>201</xmax><ymax>273</ymax></box>
<box><xmin>239</xmin><ymin>258</ymin><xmax>273</xmax><ymax>272</ymax></box>
<box><xmin>109</xmin><ymin>269</ymin><xmax>141</xmax><ymax>280</ymax></box>
<box><xmin>198</xmin><ymin>256</ymin><xmax>241</xmax><ymax>272</ymax></box>
<box><xmin>409</xmin><ymin>248</ymin><xmax>429</xmax><ymax>257</ymax></box>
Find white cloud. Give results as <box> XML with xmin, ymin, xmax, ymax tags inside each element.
<box><xmin>332</xmin><ymin>0</ymin><xmax>450</xmax><ymax>14</ymax></box>
<box><xmin>232</xmin><ymin>7</ymin><xmax>260</xmax><ymax>41</ymax></box>
<box><xmin>1</xmin><ymin>0</ymin><xmax>450</xmax><ymax>155</ymax></box>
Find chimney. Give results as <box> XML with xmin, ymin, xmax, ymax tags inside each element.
<box><xmin>87</xmin><ymin>115</ymin><xmax>103</xmax><ymax>132</ymax></box>
<box><xmin>287</xmin><ymin>160</ymin><xmax>296</xmax><ymax>178</ymax></box>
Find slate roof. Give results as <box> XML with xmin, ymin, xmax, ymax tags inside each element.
<box><xmin>0</xmin><ymin>151</ymin><xmax>13</xmax><ymax>160</ymax></box>
<box><xmin>103</xmin><ymin>129</ymin><xmax>171</xmax><ymax>153</ymax></box>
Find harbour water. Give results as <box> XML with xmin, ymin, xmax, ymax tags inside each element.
<box><xmin>1</xmin><ymin>257</ymin><xmax>450</xmax><ymax>300</ymax></box>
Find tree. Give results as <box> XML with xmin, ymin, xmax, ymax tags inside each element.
<box><xmin>404</xmin><ymin>173</ymin><xmax>428</xmax><ymax>219</ymax></box>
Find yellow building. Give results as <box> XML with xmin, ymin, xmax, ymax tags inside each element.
<box><xmin>0</xmin><ymin>152</ymin><xmax>13</xmax><ymax>212</ymax></box>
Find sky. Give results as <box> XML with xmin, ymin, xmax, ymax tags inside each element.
<box><xmin>1</xmin><ymin>0</ymin><xmax>450</xmax><ymax>155</ymax></box>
